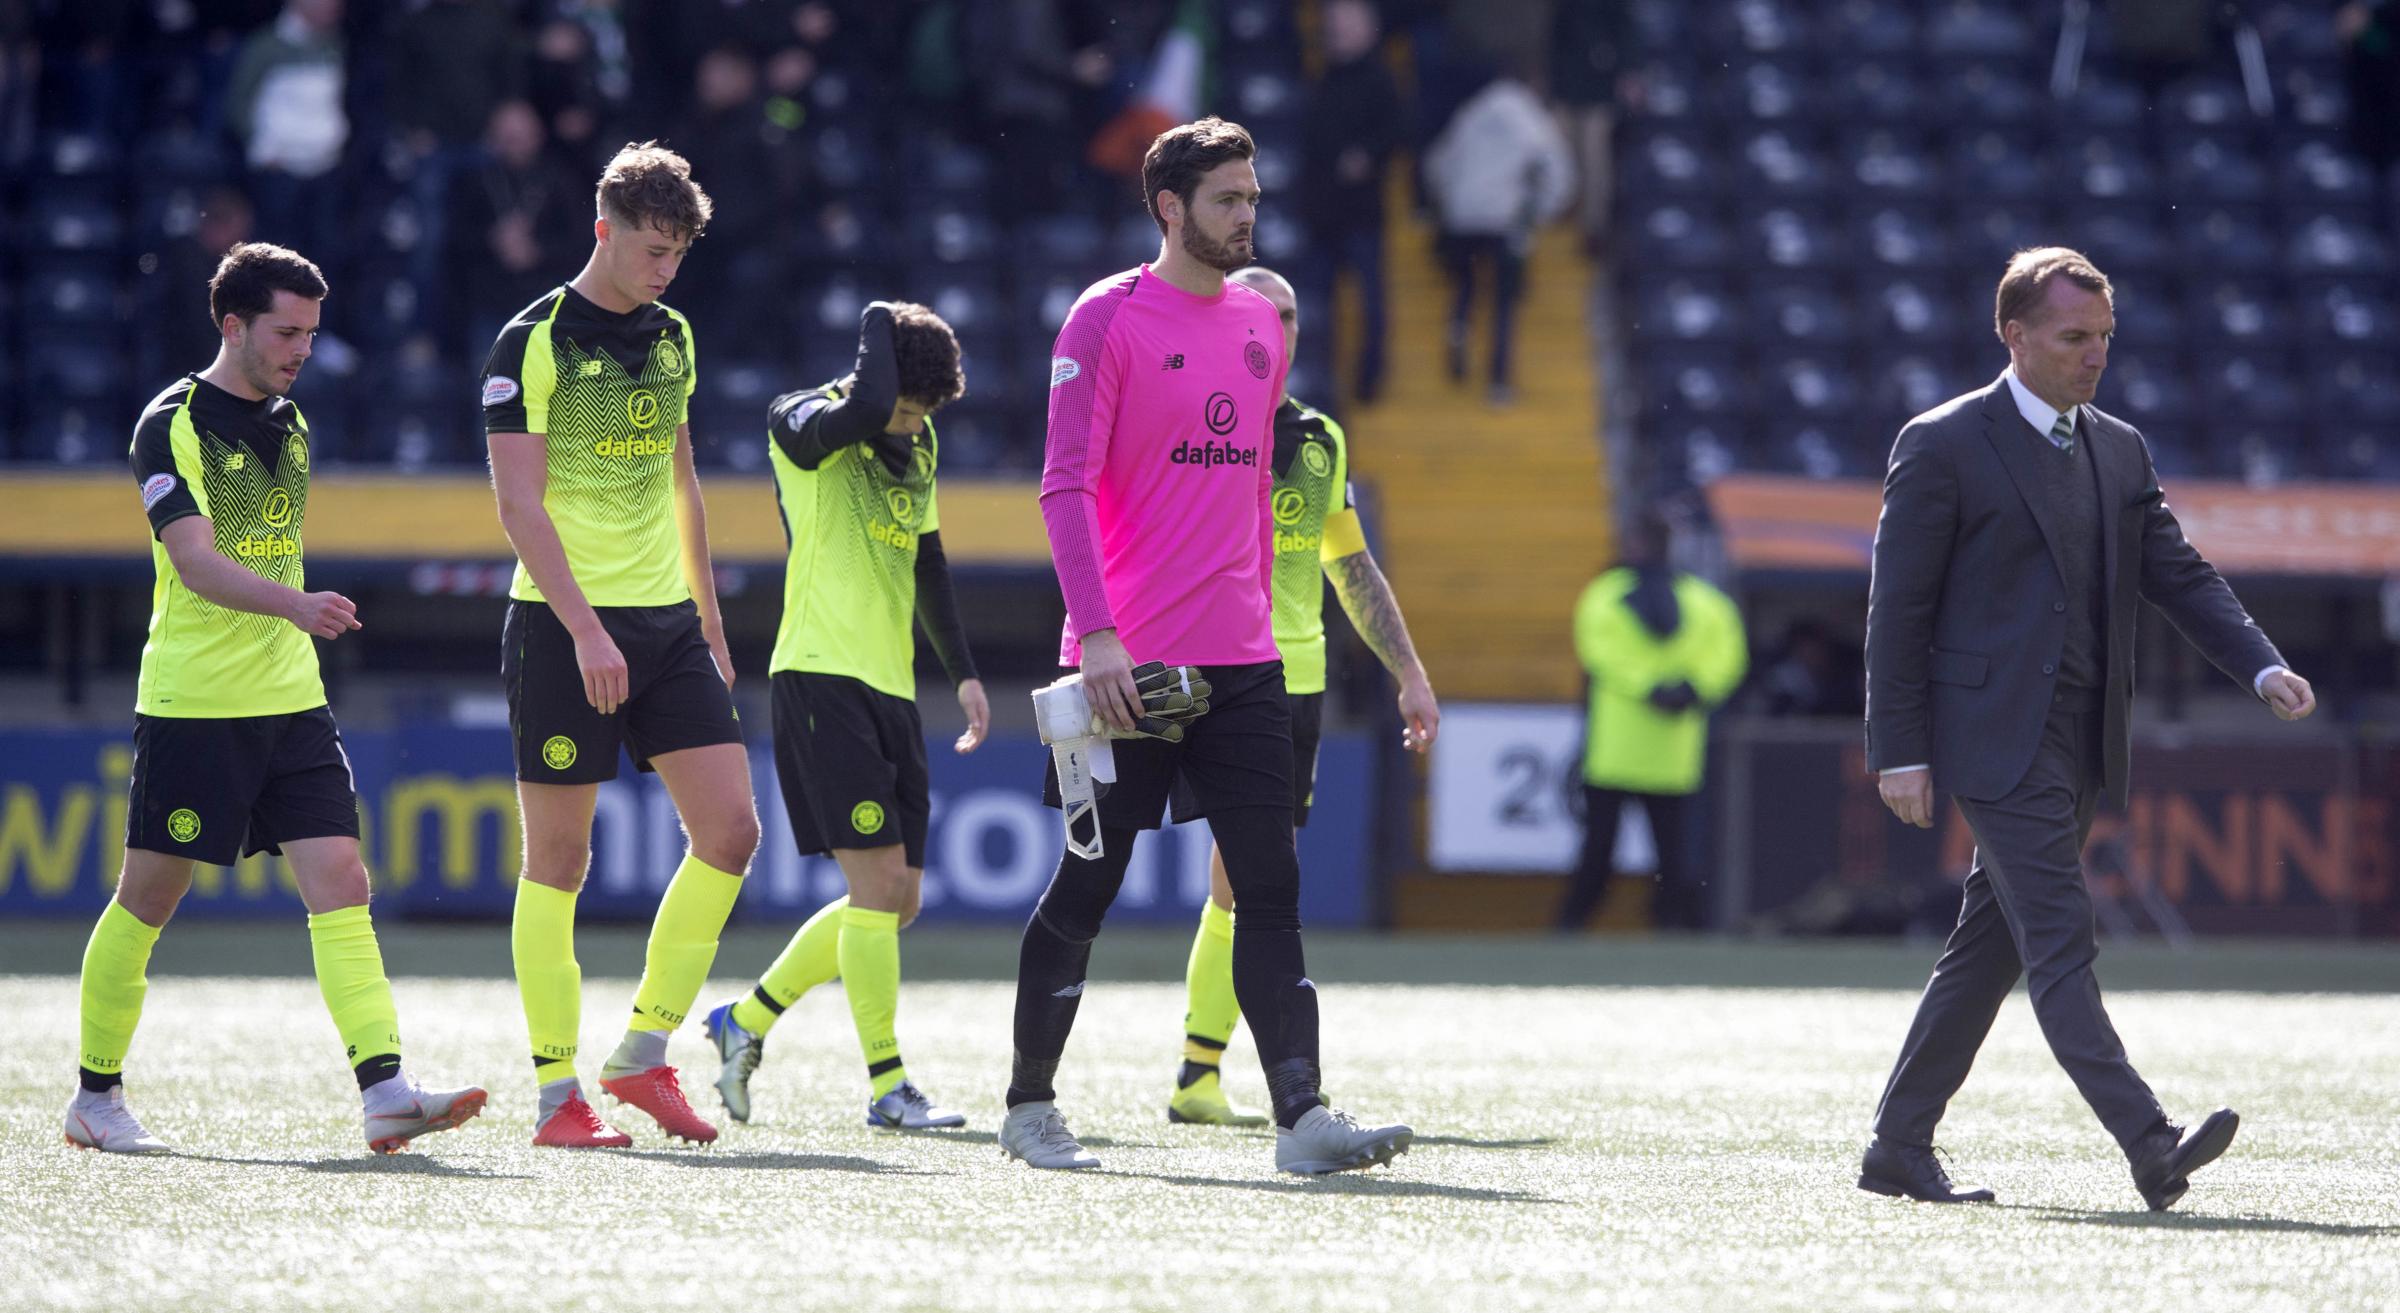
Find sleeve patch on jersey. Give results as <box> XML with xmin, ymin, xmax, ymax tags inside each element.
<box><xmin>1049</xmin><ymin>357</ymin><xmax>1081</xmax><ymax>389</ymax></box>
<box><xmin>140</xmin><ymin>473</ymin><xmax>177</xmax><ymax>510</ymax></box>
<box><xmin>482</xmin><ymin>376</ymin><xmax>521</xmax><ymax>407</ymax></box>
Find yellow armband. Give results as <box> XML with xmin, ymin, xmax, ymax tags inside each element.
<box><xmin>1319</xmin><ymin>507</ymin><xmax>1367</xmax><ymax>561</ymax></box>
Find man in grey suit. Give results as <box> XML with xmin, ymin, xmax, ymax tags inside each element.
<box><xmin>1859</xmin><ymin>248</ymin><xmax>2318</xmax><ymax>1210</ymax></box>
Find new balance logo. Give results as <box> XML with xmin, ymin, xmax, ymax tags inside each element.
<box><xmin>1162</xmin><ymin>354</ymin><xmax>1185</xmax><ymax>370</ymax></box>
<box><xmin>1051</xmin><ymin>981</ymin><xmax>1086</xmax><ymax>999</ymax></box>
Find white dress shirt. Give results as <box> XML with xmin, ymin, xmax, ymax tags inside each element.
<box><xmin>1879</xmin><ymin>370</ymin><xmax>2286</xmax><ymax>778</ymax></box>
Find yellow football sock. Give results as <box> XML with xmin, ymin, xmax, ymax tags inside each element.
<box><xmin>731</xmin><ymin>895</ymin><xmax>847</xmax><ymax>1036</ymax></box>
<box><xmin>77</xmin><ymin>900</ymin><xmax>161</xmax><ymax>1089</ymax></box>
<box><xmin>627</xmin><ymin>853</ymin><xmax>743</xmax><ymax>1033</ymax></box>
<box><xmin>838</xmin><ymin>905</ymin><xmax>906</xmax><ymax>1097</ymax></box>
<box><xmin>512</xmin><ymin>879</ymin><xmax>582</xmax><ymax>1086</ymax></box>
<box><xmin>307</xmin><ymin>904</ymin><xmax>402</xmax><ymax>1089</ymax></box>
<box><xmin>1180</xmin><ymin>898</ymin><xmax>1240</xmax><ymax>1073</ymax></box>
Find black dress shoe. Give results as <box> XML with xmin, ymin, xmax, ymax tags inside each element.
<box><xmin>1857</xmin><ymin>1138</ymin><xmax>1996</xmax><ymax>1203</ymax></box>
<box><xmin>2131</xmin><ymin>1108</ymin><xmax>2240</xmax><ymax>1211</ymax></box>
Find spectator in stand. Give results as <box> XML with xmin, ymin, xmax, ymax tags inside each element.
<box><xmin>390</xmin><ymin>0</ymin><xmax>525</xmax><ymax>334</ymax></box>
<box><xmin>1421</xmin><ymin>61</ymin><xmax>1573</xmax><ymax>405</ymax></box>
<box><xmin>227</xmin><ymin>0</ymin><xmax>348</xmax><ymax>278</ymax></box>
<box><xmin>527</xmin><ymin>13</ymin><xmax>617</xmax><ymax>169</ymax></box>
<box><xmin>672</xmin><ymin>45</ymin><xmax>792</xmax><ymax>349</ymax></box>
<box><xmin>969</xmin><ymin>0</ymin><xmax>1117</xmax><ymax>215</ymax></box>
<box><xmin>153</xmin><ymin>186</ymin><xmax>258</xmax><ymax>380</ymax></box>
<box><xmin>2339</xmin><ymin>1</ymin><xmax>2400</xmax><ymax>227</ymax></box>
<box><xmin>447</xmin><ymin>100</ymin><xmax>582</xmax><ymax>350</ymax></box>
<box><xmin>1757</xmin><ymin>618</ymin><xmax>1865</xmax><ymax>719</ymax></box>
<box><xmin>1548</xmin><ymin>0</ymin><xmax>1632</xmax><ymax>257</ymax></box>
<box><xmin>1300</xmin><ymin>0</ymin><xmax>1402</xmax><ymax>405</ymax></box>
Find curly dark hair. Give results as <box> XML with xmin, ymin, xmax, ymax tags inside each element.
<box><xmin>889</xmin><ymin>302</ymin><xmax>965</xmax><ymax>408</ymax></box>
<box><xmin>208</xmin><ymin>242</ymin><xmax>326</xmax><ymax>326</ymax></box>
<box><xmin>596</xmin><ymin>141</ymin><xmax>713</xmax><ymax>241</ymax></box>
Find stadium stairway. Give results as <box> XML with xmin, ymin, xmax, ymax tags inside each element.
<box><xmin>1342</xmin><ymin>211</ymin><xmax>1612</xmax><ymax>703</ymax></box>
<box><xmin>1338</xmin><ymin>180</ymin><xmax>1626</xmax><ymax>926</ymax></box>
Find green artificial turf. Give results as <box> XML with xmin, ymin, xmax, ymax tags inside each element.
<box><xmin>2</xmin><ymin>929</ymin><xmax>2394</xmax><ymax>1312</ymax></box>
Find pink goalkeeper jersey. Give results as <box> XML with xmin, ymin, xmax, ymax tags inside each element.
<box><xmin>1040</xmin><ymin>265</ymin><xmax>1288</xmax><ymax>667</ymax></box>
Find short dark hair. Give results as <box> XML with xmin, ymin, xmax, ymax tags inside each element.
<box><xmin>1141</xmin><ymin>117</ymin><xmax>1257</xmax><ymax>235</ymax></box>
<box><xmin>208</xmin><ymin>242</ymin><xmax>326</xmax><ymax>327</ymax></box>
<box><xmin>596</xmin><ymin>141</ymin><xmax>713</xmax><ymax>241</ymax></box>
<box><xmin>889</xmin><ymin>303</ymin><xmax>965</xmax><ymax>408</ymax></box>
<box><xmin>1995</xmin><ymin>246</ymin><xmax>2112</xmax><ymax>341</ymax></box>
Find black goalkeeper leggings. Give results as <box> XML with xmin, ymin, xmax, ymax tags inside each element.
<box><xmin>1006</xmin><ymin>805</ymin><xmax>1321</xmax><ymax>1124</ymax></box>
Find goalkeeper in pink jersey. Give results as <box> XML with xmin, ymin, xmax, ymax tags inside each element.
<box><xmin>997</xmin><ymin>118</ymin><xmax>1414</xmax><ymax>1176</ymax></box>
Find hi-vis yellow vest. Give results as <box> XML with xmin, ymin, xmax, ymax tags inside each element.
<box><xmin>1573</xmin><ymin>568</ymin><xmax>1748</xmax><ymax>795</ymax></box>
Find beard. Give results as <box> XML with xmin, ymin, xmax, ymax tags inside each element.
<box><xmin>235</xmin><ymin>340</ymin><xmax>294</xmax><ymax>397</ymax></box>
<box><xmin>1181</xmin><ymin>217</ymin><xmax>1253</xmax><ymax>273</ymax></box>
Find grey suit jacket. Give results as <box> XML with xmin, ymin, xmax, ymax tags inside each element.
<box><xmin>1864</xmin><ymin>375</ymin><xmax>2283</xmax><ymax>807</ymax></box>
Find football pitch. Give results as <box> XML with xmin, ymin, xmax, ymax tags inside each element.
<box><xmin>3</xmin><ymin>927</ymin><xmax>2396</xmax><ymax>1313</ymax></box>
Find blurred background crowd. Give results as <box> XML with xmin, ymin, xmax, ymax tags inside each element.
<box><xmin>0</xmin><ymin>0</ymin><xmax>1618</xmax><ymax>475</ymax></box>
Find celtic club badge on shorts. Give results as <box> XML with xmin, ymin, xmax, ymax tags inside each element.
<box><xmin>542</xmin><ymin>736</ymin><xmax>578</xmax><ymax>770</ymax></box>
<box><xmin>851</xmin><ymin>801</ymin><xmax>886</xmax><ymax>835</ymax></box>
<box><xmin>167</xmin><ymin>809</ymin><xmax>201</xmax><ymax>843</ymax></box>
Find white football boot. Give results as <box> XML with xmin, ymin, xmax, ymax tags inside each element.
<box><xmin>866</xmin><ymin>1081</ymin><xmax>967</xmax><ymax>1130</ymax></box>
<box><xmin>1274</xmin><ymin>1104</ymin><xmax>1413</xmax><ymax>1175</ymax></box>
<box><xmin>998</xmin><ymin>1100</ymin><xmax>1101</xmax><ymax>1169</ymax></box>
<box><xmin>62</xmin><ymin>1087</ymin><xmax>170</xmax><ymax>1154</ymax></box>
<box><xmin>363</xmin><ymin>1073</ymin><xmax>488</xmax><ymax>1153</ymax></box>
<box><xmin>702</xmin><ymin>1001</ymin><xmax>763</xmax><ymax>1124</ymax></box>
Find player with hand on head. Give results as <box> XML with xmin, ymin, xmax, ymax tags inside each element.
<box><xmin>702</xmin><ymin>301</ymin><xmax>984</xmax><ymax>1131</ymax></box>
<box><xmin>999</xmin><ymin>117</ymin><xmax>1414</xmax><ymax>1176</ymax></box>
<box><xmin>481</xmin><ymin>142</ymin><xmax>759</xmax><ymax>1149</ymax></box>
<box><xmin>71</xmin><ymin>242</ymin><xmax>484</xmax><ymax>1155</ymax></box>
<box><xmin>1162</xmin><ymin>265</ymin><xmax>1439</xmax><ymax>1128</ymax></box>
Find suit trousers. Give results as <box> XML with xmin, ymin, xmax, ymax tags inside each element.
<box><xmin>1870</xmin><ymin>690</ymin><xmax>2168</xmax><ymax>1155</ymax></box>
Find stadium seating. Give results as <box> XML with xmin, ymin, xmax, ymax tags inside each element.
<box><xmin>1619</xmin><ymin>0</ymin><xmax>2400</xmax><ymax>486</ymax></box>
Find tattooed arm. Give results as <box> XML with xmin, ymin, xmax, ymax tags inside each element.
<box><xmin>1326</xmin><ymin>548</ymin><xmax>1440</xmax><ymax>752</ymax></box>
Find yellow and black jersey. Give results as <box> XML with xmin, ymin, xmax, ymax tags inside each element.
<box><xmin>1268</xmin><ymin>396</ymin><xmax>1367</xmax><ymax>697</ymax></box>
<box><xmin>480</xmin><ymin>284</ymin><xmax>699</xmax><ymax>607</ymax></box>
<box><xmin>130</xmin><ymin>375</ymin><xmax>325</xmax><ymax>718</ymax></box>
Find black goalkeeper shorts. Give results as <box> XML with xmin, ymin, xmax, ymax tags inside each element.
<box><xmin>1043</xmin><ymin>661</ymin><xmax>1294</xmax><ymax>832</ymax></box>
<box><xmin>502</xmin><ymin>598</ymin><xmax>743</xmax><ymax>784</ymax></box>
<box><xmin>1171</xmin><ymin>688</ymin><xmax>1322</xmax><ymax>827</ymax></box>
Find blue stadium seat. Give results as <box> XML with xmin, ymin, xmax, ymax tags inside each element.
<box><xmin>1627</xmin><ymin>128</ymin><xmax>1722</xmax><ymax>202</ymax></box>
<box><xmin>2165</xmin><ymin>136</ymin><xmax>2270</xmax><ymax>204</ymax></box>
<box><xmin>1855</xmin><ymin>204</ymin><xmax>1949</xmax><ymax>270</ymax></box>
<box><xmin>1636</xmin><ymin>275</ymin><xmax>1740</xmax><ymax>345</ymax></box>
<box><xmin>1631</xmin><ymin>203</ymin><xmax>1736</xmax><ymax>271</ymax></box>
<box><xmin>1639</xmin><ymin>345</ymin><xmax>1754</xmax><ymax>423</ymax></box>
<box><xmin>1725</xmin><ymin>60</ymin><xmax>1819</xmax><ymax>123</ymax></box>
<box><xmin>2175</xmin><ymin>205</ymin><xmax>2278</xmax><ymax>273</ymax></box>
<box><xmin>2297</xmin><ymin>281</ymin><xmax>2400</xmax><ymax>349</ymax></box>
<box><xmin>1738</xmin><ymin>128</ymin><xmax>1833</xmax><ymax>201</ymax></box>
<box><xmin>1752</xmin><ymin>278</ymin><xmax>1853</xmax><ymax>350</ymax></box>
<box><xmin>1925</xmin><ymin>0</ymin><xmax>2037</xmax><ymax>60</ymax></box>
<box><xmin>2321</xmin><ymin>427</ymin><xmax>2400</xmax><ymax>481</ymax></box>
<box><xmin>1937</xmin><ymin>61</ymin><xmax>2044</xmax><ymax>125</ymax></box>
<box><xmin>1830</xmin><ymin>60</ymin><xmax>1922</xmax><ymax>121</ymax></box>
<box><xmin>2285</xmin><ymin>215</ymin><xmax>2392</xmax><ymax>277</ymax></box>
<box><xmin>1748</xmin><ymin>206</ymin><xmax>1840</xmax><ymax>272</ymax></box>
<box><xmin>1822</xmin><ymin>0</ymin><xmax>1917</xmax><ymax>58</ymax></box>
<box><xmin>1947</xmin><ymin>128</ymin><xmax>2049</xmax><ymax>200</ymax></box>
<box><xmin>1843</xmin><ymin>128</ymin><xmax>1939</xmax><ymax>202</ymax></box>
<box><xmin>1759</xmin><ymin>350</ymin><xmax>1863</xmax><ymax>418</ymax></box>
<box><xmin>25</xmin><ymin>262</ymin><xmax>114</xmax><ymax>324</ymax></box>
<box><xmin>1869</xmin><ymin>354</ymin><xmax>1957</xmax><ymax>428</ymax></box>
<box><xmin>2186</xmin><ymin>276</ymin><xmax>2291</xmax><ymax>349</ymax></box>
<box><xmin>2098</xmin><ymin>353</ymin><xmax>2193</xmax><ymax>434</ymax></box>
